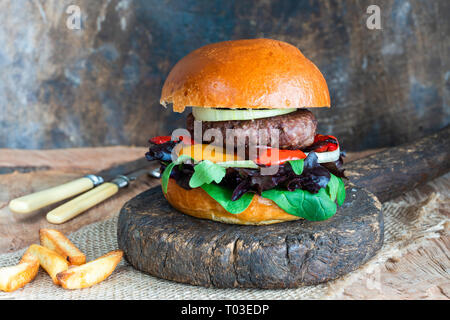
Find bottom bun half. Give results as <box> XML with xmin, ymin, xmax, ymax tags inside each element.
<box><xmin>163</xmin><ymin>179</ymin><xmax>301</xmax><ymax>225</ymax></box>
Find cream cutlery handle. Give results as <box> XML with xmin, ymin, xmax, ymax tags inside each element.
<box><xmin>46</xmin><ymin>182</ymin><xmax>119</xmax><ymax>224</ymax></box>
<box><xmin>9</xmin><ymin>177</ymin><xmax>97</xmax><ymax>214</ymax></box>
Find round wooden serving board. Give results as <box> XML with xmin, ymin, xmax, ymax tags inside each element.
<box><xmin>117</xmin><ymin>183</ymin><xmax>383</xmax><ymax>289</ymax></box>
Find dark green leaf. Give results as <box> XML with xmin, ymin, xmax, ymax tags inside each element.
<box><xmin>161</xmin><ymin>155</ymin><xmax>193</xmax><ymax>194</ymax></box>
<box><xmin>189</xmin><ymin>160</ymin><xmax>226</xmax><ymax>188</ymax></box>
<box><xmin>161</xmin><ymin>162</ymin><xmax>176</xmax><ymax>194</ymax></box>
<box><xmin>201</xmin><ymin>183</ymin><xmax>254</xmax><ymax>214</ymax></box>
<box><xmin>262</xmin><ymin>188</ymin><xmax>337</xmax><ymax>221</ymax></box>
<box><xmin>337</xmin><ymin>177</ymin><xmax>346</xmax><ymax>206</ymax></box>
<box><xmin>301</xmin><ymin>188</ymin><xmax>337</xmax><ymax>221</ymax></box>
<box><xmin>326</xmin><ymin>173</ymin><xmax>340</xmax><ymax>202</ymax></box>
<box><xmin>288</xmin><ymin>159</ymin><xmax>304</xmax><ymax>175</ymax></box>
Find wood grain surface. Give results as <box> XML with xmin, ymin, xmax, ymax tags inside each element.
<box><xmin>0</xmin><ymin>146</ymin><xmax>159</xmax><ymax>253</ymax></box>
<box><xmin>346</xmin><ymin>125</ymin><xmax>450</xmax><ymax>202</ymax></box>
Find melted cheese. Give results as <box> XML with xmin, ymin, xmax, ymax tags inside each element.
<box><xmin>178</xmin><ymin>144</ymin><xmax>241</xmax><ymax>163</ymax></box>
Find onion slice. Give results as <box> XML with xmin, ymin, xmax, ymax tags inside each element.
<box><xmin>307</xmin><ymin>146</ymin><xmax>340</xmax><ymax>163</ymax></box>
<box><xmin>192</xmin><ymin>107</ymin><xmax>297</xmax><ymax>121</ymax></box>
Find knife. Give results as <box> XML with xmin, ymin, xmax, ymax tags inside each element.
<box><xmin>46</xmin><ymin>167</ymin><xmax>158</xmax><ymax>224</ymax></box>
<box><xmin>8</xmin><ymin>158</ymin><xmax>157</xmax><ymax>214</ymax></box>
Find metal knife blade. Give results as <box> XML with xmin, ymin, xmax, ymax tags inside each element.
<box><xmin>110</xmin><ymin>167</ymin><xmax>156</xmax><ymax>189</ymax></box>
<box><xmin>95</xmin><ymin>157</ymin><xmax>157</xmax><ymax>182</ymax></box>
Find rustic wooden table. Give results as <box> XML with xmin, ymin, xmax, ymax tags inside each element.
<box><xmin>0</xmin><ymin>147</ymin><xmax>448</xmax><ymax>299</ymax></box>
<box><xmin>0</xmin><ymin>147</ymin><xmax>160</xmax><ymax>253</ymax></box>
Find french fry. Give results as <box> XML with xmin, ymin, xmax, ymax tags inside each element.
<box><xmin>0</xmin><ymin>248</ymin><xmax>39</xmax><ymax>292</ymax></box>
<box><xmin>27</xmin><ymin>244</ymin><xmax>68</xmax><ymax>284</ymax></box>
<box><xmin>57</xmin><ymin>250</ymin><xmax>123</xmax><ymax>289</ymax></box>
<box><xmin>39</xmin><ymin>229</ymin><xmax>86</xmax><ymax>265</ymax></box>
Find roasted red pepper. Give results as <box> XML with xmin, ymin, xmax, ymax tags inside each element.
<box><xmin>149</xmin><ymin>135</ymin><xmax>196</xmax><ymax>145</ymax></box>
<box><xmin>255</xmin><ymin>148</ymin><xmax>306</xmax><ymax>166</ymax></box>
<box><xmin>313</xmin><ymin>134</ymin><xmax>339</xmax><ymax>152</ymax></box>
<box><xmin>149</xmin><ymin>136</ymin><xmax>172</xmax><ymax>145</ymax></box>
<box><xmin>178</xmin><ymin>135</ymin><xmax>196</xmax><ymax>145</ymax></box>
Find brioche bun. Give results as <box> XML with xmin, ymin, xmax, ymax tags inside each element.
<box><xmin>163</xmin><ymin>179</ymin><xmax>301</xmax><ymax>225</ymax></box>
<box><xmin>161</xmin><ymin>38</ymin><xmax>330</xmax><ymax>113</ymax></box>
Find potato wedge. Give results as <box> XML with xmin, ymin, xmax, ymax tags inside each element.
<box><xmin>28</xmin><ymin>244</ymin><xmax>68</xmax><ymax>284</ymax></box>
<box><xmin>57</xmin><ymin>250</ymin><xmax>123</xmax><ymax>289</ymax></box>
<box><xmin>40</xmin><ymin>229</ymin><xmax>86</xmax><ymax>265</ymax></box>
<box><xmin>0</xmin><ymin>248</ymin><xmax>39</xmax><ymax>292</ymax></box>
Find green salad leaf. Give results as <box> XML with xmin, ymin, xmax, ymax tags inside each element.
<box><xmin>161</xmin><ymin>155</ymin><xmax>194</xmax><ymax>194</ymax></box>
<box><xmin>201</xmin><ymin>183</ymin><xmax>254</xmax><ymax>214</ymax></box>
<box><xmin>261</xmin><ymin>188</ymin><xmax>337</xmax><ymax>221</ymax></box>
<box><xmin>325</xmin><ymin>173</ymin><xmax>346</xmax><ymax>206</ymax></box>
<box><xmin>189</xmin><ymin>160</ymin><xmax>226</xmax><ymax>188</ymax></box>
<box><xmin>288</xmin><ymin>159</ymin><xmax>304</xmax><ymax>175</ymax></box>
<box><xmin>337</xmin><ymin>177</ymin><xmax>346</xmax><ymax>206</ymax></box>
<box><xmin>326</xmin><ymin>173</ymin><xmax>340</xmax><ymax>202</ymax></box>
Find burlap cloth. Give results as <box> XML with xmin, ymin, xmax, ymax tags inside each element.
<box><xmin>1</xmin><ymin>173</ymin><xmax>449</xmax><ymax>300</ymax></box>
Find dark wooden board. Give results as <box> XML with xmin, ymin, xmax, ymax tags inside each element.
<box><xmin>345</xmin><ymin>125</ymin><xmax>450</xmax><ymax>202</ymax></box>
<box><xmin>118</xmin><ymin>183</ymin><xmax>383</xmax><ymax>289</ymax></box>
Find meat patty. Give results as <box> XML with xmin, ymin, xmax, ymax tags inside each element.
<box><xmin>186</xmin><ymin>109</ymin><xmax>317</xmax><ymax>150</ymax></box>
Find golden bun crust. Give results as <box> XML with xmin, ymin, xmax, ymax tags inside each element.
<box><xmin>163</xmin><ymin>179</ymin><xmax>301</xmax><ymax>225</ymax></box>
<box><xmin>160</xmin><ymin>38</ymin><xmax>330</xmax><ymax>112</ymax></box>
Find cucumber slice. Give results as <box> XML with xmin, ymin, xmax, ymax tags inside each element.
<box><xmin>215</xmin><ymin>160</ymin><xmax>259</xmax><ymax>169</ymax></box>
<box><xmin>192</xmin><ymin>107</ymin><xmax>296</xmax><ymax>121</ymax></box>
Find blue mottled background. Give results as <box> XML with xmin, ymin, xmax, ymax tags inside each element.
<box><xmin>0</xmin><ymin>0</ymin><xmax>448</xmax><ymax>150</ymax></box>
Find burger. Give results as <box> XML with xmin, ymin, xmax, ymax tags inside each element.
<box><xmin>146</xmin><ymin>38</ymin><xmax>346</xmax><ymax>225</ymax></box>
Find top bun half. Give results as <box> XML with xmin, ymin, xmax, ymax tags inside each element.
<box><xmin>160</xmin><ymin>39</ymin><xmax>330</xmax><ymax>113</ymax></box>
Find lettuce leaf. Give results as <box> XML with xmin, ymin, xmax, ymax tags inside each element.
<box><xmin>337</xmin><ymin>177</ymin><xmax>346</xmax><ymax>206</ymax></box>
<box><xmin>326</xmin><ymin>173</ymin><xmax>346</xmax><ymax>205</ymax></box>
<box><xmin>189</xmin><ymin>160</ymin><xmax>226</xmax><ymax>188</ymax></box>
<box><xmin>261</xmin><ymin>188</ymin><xmax>337</xmax><ymax>221</ymax></box>
<box><xmin>326</xmin><ymin>173</ymin><xmax>340</xmax><ymax>202</ymax></box>
<box><xmin>201</xmin><ymin>183</ymin><xmax>254</xmax><ymax>214</ymax></box>
<box><xmin>161</xmin><ymin>155</ymin><xmax>194</xmax><ymax>193</ymax></box>
<box><xmin>288</xmin><ymin>159</ymin><xmax>304</xmax><ymax>175</ymax></box>
<box><xmin>260</xmin><ymin>174</ymin><xmax>345</xmax><ymax>221</ymax></box>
